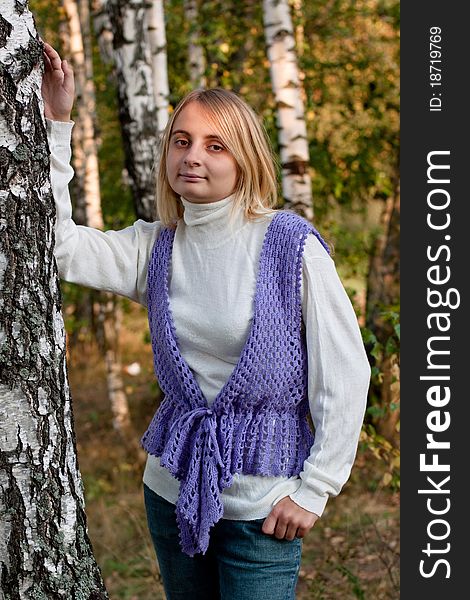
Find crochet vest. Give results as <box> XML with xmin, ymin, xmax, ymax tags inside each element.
<box><xmin>141</xmin><ymin>210</ymin><xmax>329</xmax><ymax>556</ymax></box>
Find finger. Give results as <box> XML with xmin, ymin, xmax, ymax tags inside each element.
<box><xmin>42</xmin><ymin>42</ymin><xmax>57</xmax><ymax>54</ymax></box>
<box><xmin>62</xmin><ymin>59</ymin><xmax>74</xmax><ymax>79</ymax></box>
<box><xmin>42</xmin><ymin>42</ymin><xmax>57</xmax><ymax>59</ymax></box>
<box><xmin>274</xmin><ymin>520</ymin><xmax>288</xmax><ymax>540</ymax></box>
<box><xmin>285</xmin><ymin>523</ymin><xmax>299</xmax><ymax>541</ymax></box>
<box><xmin>261</xmin><ymin>513</ymin><xmax>276</xmax><ymax>536</ymax></box>
<box><xmin>43</xmin><ymin>53</ymin><xmax>53</xmax><ymax>72</ymax></box>
<box><xmin>43</xmin><ymin>43</ymin><xmax>63</xmax><ymax>72</ymax></box>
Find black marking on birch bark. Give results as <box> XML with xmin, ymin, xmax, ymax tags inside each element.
<box><xmin>0</xmin><ymin>459</ymin><xmax>26</xmax><ymax>599</ymax></box>
<box><xmin>273</xmin><ymin>28</ymin><xmax>293</xmax><ymax>41</ymax></box>
<box><xmin>133</xmin><ymin>7</ymin><xmax>147</xmax><ymax>66</ymax></box>
<box><xmin>11</xmin><ymin>38</ymin><xmax>41</xmax><ymax>83</ymax></box>
<box><xmin>0</xmin><ymin>15</ymin><xmax>13</xmax><ymax>47</ymax></box>
<box><xmin>283</xmin><ymin>159</ymin><xmax>309</xmax><ymax>175</ymax></box>
<box><xmin>276</xmin><ymin>99</ymin><xmax>295</xmax><ymax>109</ymax></box>
<box><xmin>14</xmin><ymin>1</ymin><xmax>28</xmax><ymax>17</ymax></box>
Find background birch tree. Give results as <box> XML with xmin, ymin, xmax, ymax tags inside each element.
<box><xmin>184</xmin><ymin>0</ymin><xmax>206</xmax><ymax>89</ymax></box>
<box><xmin>146</xmin><ymin>0</ymin><xmax>169</xmax><ymax>131</ymax></box>
<box><xmin>103</xmin><ymin>0</ymin><xmax>160</xmax><ymax>222</ymax></box>
<box><xmin>263</xmin><ymin>0</ymin><xmax>313</xmax><ymax>220</ymax></box>
<box><xmin>61</xmin><ymin>0</ymin><xmax>142</xmax><ymax>458</ymax></box>
<box><xmin>0</xmin><ymin>2</ymin><xmax>107</xmax><ymax>597</ymax></box>
<box><xmin>61</xmin><ymin>0</ymin><xmax>101</xmax><ymax>227</ymax></box>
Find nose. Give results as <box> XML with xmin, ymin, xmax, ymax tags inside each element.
<box><xmin>183</xmin><ymin>143</ymin><xmax>202</xmax><ymax>166</ymax></box>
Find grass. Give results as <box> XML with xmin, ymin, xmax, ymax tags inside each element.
<box><xmin>68</xmin><ymin>303</ymin><xmax>399</xmax><ymax>599</ymax></box>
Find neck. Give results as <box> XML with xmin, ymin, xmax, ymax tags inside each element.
<box><xmin>179</xmin><ymin>194</ymin><xmax>247</xmax><ymax>246</ymax></box>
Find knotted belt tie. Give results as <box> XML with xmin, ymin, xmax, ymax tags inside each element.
<box><xmin>159</xmin><ymin>406</ymin><xmax>228</xmax><ymax>556</ymax></box>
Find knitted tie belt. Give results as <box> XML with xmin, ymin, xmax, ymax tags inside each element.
<box><xmin>159</xmin><ymin>405</ymin><xmax>228</xmax><ymax>556</ymax></box>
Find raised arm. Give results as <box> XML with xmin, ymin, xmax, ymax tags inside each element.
<box><xmin>43</xmin><ymin>43</ymin><xmax>161</xmax><ymax>306</ymax></box>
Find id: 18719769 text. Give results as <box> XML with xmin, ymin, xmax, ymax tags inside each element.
<box><xmin>429</xmin><ymin>26</ymin><xmax>442</xmax><ymax>112</ymax></box>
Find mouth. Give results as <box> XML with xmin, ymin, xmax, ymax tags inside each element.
<box><xmin>179</xmin><ymin>173</ymin><xmax>206</xmax><ymax>181</ymax></box>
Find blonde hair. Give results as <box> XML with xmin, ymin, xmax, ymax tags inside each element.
<box><xmin>155</xmin><ymin>88</ymin><xmax>279</xmax><ymax>228</ymax></box>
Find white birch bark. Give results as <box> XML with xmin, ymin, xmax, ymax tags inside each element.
<box><xmin>263</xmin><ymin>0</ymin><xmax>313</xmax><ymax>219</ymax></box>
<box><xmin>184</xmin><ymin>0</ymin><xmax>207</xmax><ymax>89</ymax></box>
<box><xmin>146</xmin><ymin>0</ymin><xmax>170</xmax><ymax>131</ymax></box>
<box><xmin>0</xmin><ymin>2</ymin><xmax>107</xmax><ymax>597</ymax></box>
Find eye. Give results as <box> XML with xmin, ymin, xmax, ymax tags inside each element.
<box><xmin>208</xmin><ymin>143</ymin><xmax>224</xmax><ymax>152</ymax></box>
<box><xmin>174</xmin><ymin>138</ymin><xmax>189</xmax><ymax>147</ymax></box>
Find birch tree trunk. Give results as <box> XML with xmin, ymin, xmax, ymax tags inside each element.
<box><xmin>184</xmin><ymin>0</ymin><xmax>206</xmax><ymax>89</ymax></box>
<box><xmin>104</xmin><ymin>0</ymin><xmax>160</xmax><ymax>222</ymax></box>
<box><xmin>62</xmin><ymin>0</ymin><xmax>143</xmax><ymax>459</ymax></box>
<box><xmin>0</xmin><ymin>3</ymin><xmax>107</xmax><ymax>597</ymax></box>
<box><xmin>146</xmin><ymin>0</ymin><xmax>170</xmax><ymax>131</ymax></box>
<box><xmin>263</xmin><ymin>0</ymin><xmax>313</xmax><ymax>220</ymax></box>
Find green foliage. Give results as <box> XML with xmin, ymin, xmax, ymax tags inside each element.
<box><xmin>361</xmin><ymin>309</ymin><xmax>400</xmax><ymax>489</ymax></box>
<box><xmin>301</xmin><ymin>0</ymin><xmax>399</xmax><ymax>219</ymax></box>
<box><xmin>359</xmin><ymin>423</ymin><xmax>400</xmax><ymax>491</ymax></box>
<box><xmin>328</xmin><ymin>220</ymin><xmax>377</xmax><ymax>282</ymax></box>
<box><xmin>362</xmin><ymin>308</ymin><xmax>400</xmax><ymax>382</ymax></box>
<box><xmin>32</xmin><ymin>0</ymin><xmax>63</xmax><ymax>48</ymax></box>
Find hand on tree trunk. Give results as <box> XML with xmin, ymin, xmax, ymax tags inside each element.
<box><xmin>41</xmin><ymin>42</ymin><xmax>75</xmax><ymax>122</ymax></box>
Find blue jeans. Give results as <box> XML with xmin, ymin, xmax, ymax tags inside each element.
<box><xmin>144</xmin><ymin>484</ymin><xmax>302</xmax><ymax>600</ymax></box>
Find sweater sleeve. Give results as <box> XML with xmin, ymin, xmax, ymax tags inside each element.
<box><xmin>288</xmin><ymin>235</ymin><xmax>370</xmax><ymax>517</ymax></box>
<box><xmin>47</xmin><ymin>118</ymin><xmax>161</xmax><ymax>306</ymax></box>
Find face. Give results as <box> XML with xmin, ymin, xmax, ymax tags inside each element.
<box><xmin>166</xmin><ymin>102</ymin><xmax>238</xmax><ymax>204</ymax></box>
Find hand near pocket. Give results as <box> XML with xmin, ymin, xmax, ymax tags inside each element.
<box><xmin>262</xmin><ymin>496</ymin><xmax>319</xmax><ymax>541</ymax></box>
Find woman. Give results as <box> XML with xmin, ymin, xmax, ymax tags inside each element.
<box><xmin>42</xmin><ymin>41</ymin><xmax>370</xmax><ymax>600</ymax></box>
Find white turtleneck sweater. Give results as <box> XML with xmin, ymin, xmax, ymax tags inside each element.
<box><xmin>48</xmin><ymin>119</ymin><xmax>370</xmax><ymax>520</ymax></box>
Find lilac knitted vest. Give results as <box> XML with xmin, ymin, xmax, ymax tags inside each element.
<box><xmin>141</xmin><ymin>210</ymin><xmax>329</xmax><ymax>556</ymax></box>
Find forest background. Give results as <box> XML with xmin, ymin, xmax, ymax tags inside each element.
<box><xmin>27</xmin><ymin>0</ymin><xmax>400</xmax><ymax>598</ymax></box>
